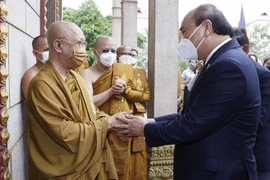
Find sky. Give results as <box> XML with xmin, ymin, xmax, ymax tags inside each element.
<box><xmin>62</xmin><ymin>0</ymin><xmax>270</xmax><ymax>27</ymax></box>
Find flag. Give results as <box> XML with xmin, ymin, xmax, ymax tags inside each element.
<box><xmin>238</xmin><ymin>4</ymin><xmax>246</xmax><ymax>29</ymax></box>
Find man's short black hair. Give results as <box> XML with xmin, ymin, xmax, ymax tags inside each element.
<box><xmin>232</xmin><ymin>27</ymin><xmax>249</xmax><ymax>46</ymax></box>
<box><xmin>263</xmin><ymin>57</ymin><xmax>270</xmax><ymax>65</ymax></box>
<box><xmin>32</xmin><ymin>35</ymin><xmax>46</xmax><ymax>50</ymax></box>
<box><xmin>194</xmin><ymin>4</ymin><xmax>233</xmax><ymax>37</ymax></box>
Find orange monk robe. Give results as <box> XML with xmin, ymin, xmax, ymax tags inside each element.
<box><xmin>93</xmin><ymin>63</ymin><xmax>147</xmax><ymax>180</ymax></box>
<box><xmin>26</xmin><ymin>61</ymin><xmax>117</xmax><ymax>180</ymax></box>
<box><xmin>122</xmin><ymin>67</ymin><xmax>150</xmax><ymax>180</ymax></box>
<box><xmin>124</xmin><ymin>68</ymin><xmax>150</xmax><ymax>116</ymax></box>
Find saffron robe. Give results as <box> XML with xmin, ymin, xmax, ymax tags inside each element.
<box><xmin>26</xmin><ymin>61</ymin><xmax>118</xmax><ymax>180</ymax></box>
<box><xmin>123</xmin><ymin>67</ymin><xmax>150</xmax><ymax>180</ymax></box>
<box><xmin>93</xmin><ymin>63</ymin><xmax>146</xmax><ymax>180</ymax></box>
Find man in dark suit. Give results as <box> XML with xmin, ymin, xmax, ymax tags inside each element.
<box><xmin>113</xmin><ymin>4</ymin><xmax>261</xmax><ymax>180</ymax></box>
<box><xmin>233</xmin><ymin>27</ymin><xmax>270</xmax><ymax>180</ymax></box>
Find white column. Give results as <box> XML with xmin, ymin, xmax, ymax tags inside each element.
<box><xmin>121</xmin><ymin>0</ymin><xmax>137</xmax><ymax>48</ymax></box>
<box><xmin>148</xmin><ymin>0</ymin><xmax>179</xmax><ymax>117</ymax></box>
<box><xmin>112</xmin><ymin>0</ymin><xmax>122</xmax><ymax>47</ymax></box>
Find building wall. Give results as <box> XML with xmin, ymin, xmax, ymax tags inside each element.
<box><xmin>6</xmin><ymin>0</ymin><xmax>40</xmax><ymax>179</ymax></box>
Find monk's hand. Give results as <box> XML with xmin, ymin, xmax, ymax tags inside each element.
<box><xmin>108</xmin><ymin>111</ymin><xmax>132</xmax><ymax>130</ymax></box>
<box><xmin>113</xmin><ymin>115</ymin><xmax>148</xmax><ymax>137</ymax></box>
<box><xmin>111</xmin><ymin>76</ymin><xmax>126</xmax><ymax>94</ymax></box>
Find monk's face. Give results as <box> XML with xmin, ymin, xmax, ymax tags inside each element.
<box><xmin>33</xmin><ymin>37</ymin><xmax>49</xmax><ymax>62</ymax></box>
<box><xmin>95</xmin><ymin>39</ymin><xmax>116</xmax><ymax>58</ymax></box>
<box><xmin>59</xmin><ymin>27</ymin><xmax>86</xmax><ymax>69</ymax></box>
<box><xmin>116</xmin><ymin>47</ymin><xmax>133</xmax><ymax>62</ymax></box>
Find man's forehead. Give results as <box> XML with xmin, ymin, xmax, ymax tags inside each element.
<box><xmin>100</xmin><ymin>39</ymin><xmax>115</xmax><ymax>48</ymax></box>
<box><xmin>118</xmin><ymin>47</ymin><xmax>131</xmax><ymax>53</ymax></box>
<box><xmin>180</xmin><ymin>11</ymin><xmax>194</xmax><ymax>31</ymax></box>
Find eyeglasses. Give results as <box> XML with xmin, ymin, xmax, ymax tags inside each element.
<box><xmin>119</xmin><ymin>52</ymin><xmax>134</xmax><ymax>57</ymax></box>
<box><xmin>58</xmin><ymin>37</ymin><xmax>87</xmax><ymax>48</ymax></box>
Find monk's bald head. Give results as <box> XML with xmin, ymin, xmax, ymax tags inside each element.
<box><xmin>94</xmin><ymin>36</ymin><xmax>115</xmax><ymax>49</ymax></box>
<box><xmin>46</xmin><ymin>21</ymin><xmax>84</xmax><ymax>49</ymax></box>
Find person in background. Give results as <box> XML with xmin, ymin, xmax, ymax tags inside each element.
<box><xmin>249</xmin><ymin>53</ymin><xmax>258</xmax><ymax>62</ymax></box>
<box><xmin>113</xmin><ymin>4</ymin><xmax>261</xmax><ymax>180</ymax></box>
<box><xmin>233</xmin><ymin>27</ymin><xmax>270</xmax><ymax>180</ymax></box>
<box><xmin>21</xmin><ymin>35</ymin><xmax>49</xmax><ymax>98</ymax></box>
<box><xmin>263</xmin><ymin>57</ymin><xmax>270</xmax><ymax>70</ymax></box>
<box><xmin>117</xmin><ymin>46</ymin><xmax>149</xmax><ymax>180</ymax></box>
<box><xmin>181</xmin><ymin>59</ymin><xmax>197</xmax><ymax>104</ymax></box>
<box><xmin>131</xmin><ymin>48</ymin><xmax>139</xmax><ymax>66</ymax></box>
<box><xmin>81</xmin><ymin>38</ymin><xmax>145</xmax><ymax>180</ymax></box>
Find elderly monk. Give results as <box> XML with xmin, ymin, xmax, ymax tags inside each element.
<box><xmin>25</xmin><ymin>21</ymin><xmax>125</xmax><ymax>180</ymax></box>
<box><xmin>81</xmin><ymin>37</ymin><xmax>145</xmax><ymax>180</ymax></box>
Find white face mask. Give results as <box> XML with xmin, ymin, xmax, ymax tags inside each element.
<box><xmin>99</xmin><ymin>51</ymin><xmax>116</xmax><ymax>67</ymax></box>
<box><xmin>36</xmin><ymin>51</ymin><xmax>49</xmax><ymax>63</ymax></box>
<box><xmin>119</xmin><ymin>55</ymin><xmax>133</xmax><ymax>65</ymax></box>
<box><xmin>177</xmin><ymin>22</ymin><xmax>205</xmax><ymax>61</ymax></box>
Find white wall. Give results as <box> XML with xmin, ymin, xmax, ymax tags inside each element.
<box><xmin>6</xmin><ymin>0</ymin><xmax>40</xmax><ymax>179</ymax></box>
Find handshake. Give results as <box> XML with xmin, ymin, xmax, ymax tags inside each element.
<box><xmin>108</xmin><ymin>111</ymin><xmax>151</xmax><ymax>137</ymax></box>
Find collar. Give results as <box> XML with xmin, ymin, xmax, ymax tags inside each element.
<box><xmin>205</xmin><ymin>38</ymin><xmax>231</xmax><ymax>64</ymax></box>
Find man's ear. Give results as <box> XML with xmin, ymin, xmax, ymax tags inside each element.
<box><xmin>32</xmin><ymin>50</ymin><xmax>38</xmax><ymax>58</ymax></box>
<box><xmin>204</xmin><ymin>19</ymin><xmax>212</xmax><ymax>37</ymax></box>
<box><xmin>93</xmin><ymin>48</ymin><xmax>98</xmax><ymax>57</ymax></box>
<box><xmin>242</xmin><ymin>44</ymin><xmax>249</xmax><ymax>54</ymax></box>
<box><xmin>53</xmin><ymin>39</ymin><xmax>62</xmax><ymax>53</ymax></box>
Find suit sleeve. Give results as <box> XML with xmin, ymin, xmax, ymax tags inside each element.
<box><xmin>257</xmin><ymin>69</ymin><xmax>270</xmax><ymax>132</ymax></box>
<box><xmin>144</xmin><ymin>62</ymin><xmax>250</xmax><ymax>147</ymax></box>
<box><xmin>155</xmin><ymin>113</ymin><xmax>181</xmax><ymax>122</ymax></box>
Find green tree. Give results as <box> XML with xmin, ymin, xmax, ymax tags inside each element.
<box><xmin>248</xmin><ymin>22</ymin><xmax>270</xmax><ymax>63</ymax></box>
<box><xmin>136</xmin><ymin>29</ymin><xmax>148</xmax><ymax>69</ymax></box>
<box><xmin>63</xmin><ymin>0</ymin><xmax>112</xmax><ymax>65</ymax></box>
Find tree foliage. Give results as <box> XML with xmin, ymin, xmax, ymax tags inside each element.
<box><xmin>136</xmin><ymin>29</ymin><xmax>148</xmax><ymax>69</ymax></box>
<box><xmin>63</xmin><ymin>0</ymin><xmax>112</xmax><ymax>65</ymax></box>
<box><xmin>248</xmin><ymin>22</ymin><xmax>270</xmax><ymax>63</ymax></box>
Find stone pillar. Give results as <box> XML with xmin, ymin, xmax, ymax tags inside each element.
<box><xmin>121</xmin><ymin>0</ymin><xmax>137</xmax><ymax>48</ymax></box>
<box><xmin>45</xmin><ymin>0</ymin><xmax>62</xmax><ymax>29</ymax></box>
<box><xmin>0</xmin><ymin>1</ymin><xmax>11</xmax><ymax>179</ymax></box>
<box><xmin>40</xmin><ymin>0</ymin><xmax>47</xmax><ymax>34</ymax></box>
<box><xmin>112</xmin><ymin>0</ymin><xmax>121</xmax><ymax>47</ymax></box>
<box><xmin>147</xmin><ymin>0</ymin><xmax>179</xmax><ymax>179</ymax></box>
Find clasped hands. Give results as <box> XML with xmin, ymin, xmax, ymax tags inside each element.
<box><xmin>108</xmin><ymin>111</ymin><xmax>148</xmax><ymax>137</ymax></box>
<box><xmin>110</xmin><ymin>76</ymin><xmax>126</xmax><ymax>95</ymax></box>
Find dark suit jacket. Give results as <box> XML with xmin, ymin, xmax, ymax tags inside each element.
<box><xmin>144</xmin><ymin>40</ymin><xmax>261</xmax><ymax>180</ymax></box>
<box><xmin>253</xmin><ymin>62</ymin><xmax>270</xmax><ymax>173</ymax></box>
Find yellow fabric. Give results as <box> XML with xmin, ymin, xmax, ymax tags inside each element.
<box><xmin>124</xmin><ymin>68</ymin><xmax>150</xmax><ymax>115</ymax></box>
<box><xmin>124</xmin><ymin>68</ymin><xmax>149</xmax><ymax>180</ymax></box>
<box><xmin>74</xmin><ymin>57</ymin><xmax>89</xmax><ymax>73</ymax></box>
<box><xmin>26</xmin><ymin>61</ymin><xmax>118</xmax><ymax>180</ymax></box>
<box><xmin>177</xmin><ymin>69</ymin><xmax>183</xmax><ymax>111</ymax></box>
<box><xmin>93</xmin><ymin>63</ymin><xmax>146</xmax><ymax>180</ymax></box>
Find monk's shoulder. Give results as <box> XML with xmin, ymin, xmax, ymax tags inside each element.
<box><xmin>22</xmin><ymin>66</ymin><xmax>39</xmax><ymax>84</ymax></box>
<box><xmin>80</xmin><ymin>66</ymin><xmax>96</xmax><ymax>82</ymax></box>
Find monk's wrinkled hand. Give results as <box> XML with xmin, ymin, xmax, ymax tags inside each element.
<box><xmin>113</xmin><ymin>115</ymin><xmax>148</xmax><ymax>137</ymax></box>
<box><xmin>108</xmin><ymin>111</ymin><xmax>132</xmax><ymax>130</ymax></box>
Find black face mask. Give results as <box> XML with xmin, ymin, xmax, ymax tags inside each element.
<box><xmin>265</xmin><ymin>65</ymin><xmax>270</xmax><ymax>71</ymax></box>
